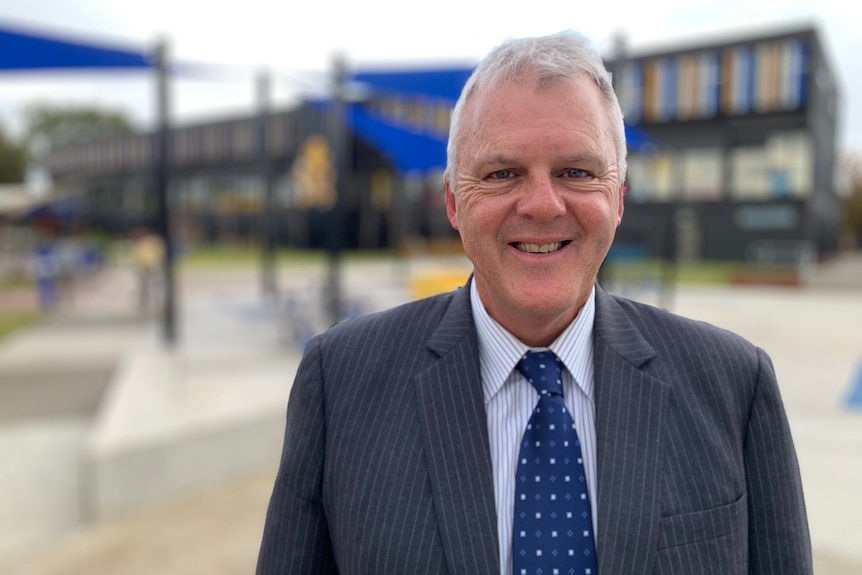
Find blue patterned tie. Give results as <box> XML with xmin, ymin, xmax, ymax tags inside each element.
<box><xmin>513</xmin><ymin>351</ymin><xmax>597</xmax><ymax>575</ymax></box>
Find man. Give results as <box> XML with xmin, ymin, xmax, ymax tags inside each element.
<box><xmin>257</xmin><ymin>31</ymin><xmax>811</xmax><ymax>574</ymax></box>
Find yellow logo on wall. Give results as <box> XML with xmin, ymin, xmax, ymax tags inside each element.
<box><xmin>291</xmin><ymin>134</ymin><xmax>337</xmax><ymax>210</ymax></box>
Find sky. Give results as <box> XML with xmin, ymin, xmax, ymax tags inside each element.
<box><xmin>1</xmin><ymin>0</ymin><xmax>861</xmax><ymax>157</ymax></box>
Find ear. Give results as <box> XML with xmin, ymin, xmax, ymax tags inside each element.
<box><xmin>445</xmin><ymin>178</ymin><xmax>460</xmax><ymax>231</ymax></box>
<box><xmin>616</xmin><ymin>183</ymin><xmax>627</xmax><ymax>227</ymax></box>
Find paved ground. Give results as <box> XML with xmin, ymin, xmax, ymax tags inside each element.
<box><xmin>0</xmin><ymin>253</ymin><xmax>860</xmax><ymax>574</ymax></box>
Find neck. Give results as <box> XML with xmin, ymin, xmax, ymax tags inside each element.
<box><xmin>502</xmin><ymin>310</ymin><xmax>578</xmax><ymax>348</ymax></box>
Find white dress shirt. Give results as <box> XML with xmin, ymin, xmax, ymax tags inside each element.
<box><xmin>470</xmin><ymin>280</ymin><xmax>598</xmax><ymax>575</ymax></box>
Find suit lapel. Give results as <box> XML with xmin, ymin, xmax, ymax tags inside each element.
<box><xmin>593</xmin><ymin>287</ymin><xmax>669</xmax><ymax>575</ymax></box>
<box><xmin>414</xmin><ymin>284</ymin><xmax>500</xmax><ymax>574</ymax></box>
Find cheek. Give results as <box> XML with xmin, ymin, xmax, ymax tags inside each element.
<box><xmin>573</xmin><ymin>186</ymin><xmax>621</xmax><ymax>222</ymax></box>
<box><xmin>468</xmin><ymin>202</ymin><xmax>508</xmax><ymax>238</ymax></box>
<box><xmin>457</xmin><ymin>194</ymin><xmax>492</xmax><ymax>229</ymax></box>
<box><xmin>457</xmin><ymin>206</ymin><xmax>506</xmax><ymax>258</ymax></box>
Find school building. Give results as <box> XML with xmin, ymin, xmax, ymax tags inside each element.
<box><xmin>45</xmin><ymin>26</ymin><xmax>839</xmax><ymax>263</ymax></box>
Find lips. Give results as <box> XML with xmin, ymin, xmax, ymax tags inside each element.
<box><xmin>512</xmin><ymin>241</ymin><xmax>569</xmax><ymax>254</ymax></box>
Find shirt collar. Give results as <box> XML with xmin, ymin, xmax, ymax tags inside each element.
<box><xmin>471</xmin><ymin>280</ymin><xmax>596</xmax><ymax>404</ymax></box>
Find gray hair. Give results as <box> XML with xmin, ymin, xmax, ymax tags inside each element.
<box><xmin>445</xmin><ymin>30</ymin><xmax>627</xmax><ymax>190</ymax></box>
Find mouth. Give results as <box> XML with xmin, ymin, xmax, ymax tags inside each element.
<box><xmin>511</xmin><ymin>240</ymin><xmax>571</xmax><ymax>254</ymax></box>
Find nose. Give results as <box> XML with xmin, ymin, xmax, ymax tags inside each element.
<box><xmin>516</xmin><ymin>173</ymin><xmax>567</xmax><ymax>221</ymax></box>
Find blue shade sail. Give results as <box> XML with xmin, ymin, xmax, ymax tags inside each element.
<box><xmin>352</xmin><ymin>66</ymin><xmax>474</xmax><ymax>100</ymax></box>
<box><xmin>344</xmin><ymin>66</ymin><xmax>653</xmax><ymax>174</ymax></box>
<box><xmin>0</xmin><ymin>22</ymin><xmax>151</xmax><ymax>71</ymax></box>
<box><xmin>0</xmin><ymin>22</ymin><xmax>652</xmax><ymax>174</ymax></box>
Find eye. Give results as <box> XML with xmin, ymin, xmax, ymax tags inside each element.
<box><xmin>488</xmin><ymin>169</ymin><xmax>514</xmax><ymax>180</ymax></box>
<box><xmin>562</xmin><ymin>168</ymin><xmax>590</xmax><ymax>179</ymax></box>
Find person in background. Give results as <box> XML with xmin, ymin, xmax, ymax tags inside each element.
<box><xmin>130</xmin><ymin>227</ymin><xmax>164</xmax><ymax>313</ymax></box>
<box><xmin>257</xmin><ymin>30</ymin><xmax>811</xmax><ymax>575</ymax></box>
<box><xmin>31</xmin><ymin>225</ymin><xmax>59</xmax><ymax>311</ymax></box>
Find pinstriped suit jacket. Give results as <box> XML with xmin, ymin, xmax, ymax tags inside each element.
<box><xmin>257</xmin><ymin>282</ymin><xmax>811</xmax><ymax>574</ymax></box>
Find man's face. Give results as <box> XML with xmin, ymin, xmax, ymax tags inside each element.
<box><xmin>446</xmin><ymin>74</ymin><xmax>624</xmax><ymax>346</ymax></box>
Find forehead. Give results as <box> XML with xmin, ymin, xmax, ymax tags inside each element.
<box><xmin>460</xmin><ymin>74</ymin><xmax>613</xmax><ymax>160</ymax></box>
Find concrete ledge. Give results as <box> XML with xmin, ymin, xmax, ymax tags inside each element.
<box><xmin>83</xmin><ymin>339</ymin><xmax>298</xmax><ymax>520</ymax></box>
<box><xmin>0</xmin><ymin>418</ymin><xmax>88</xmax><ymax>559</ymax></box>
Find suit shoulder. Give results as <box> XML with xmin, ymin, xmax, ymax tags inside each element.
<box><xmin>602</xmin><ymin>293</ymin><xmax>773</xmax><ymax>417</ymax></box>
<box><xmin>319</xmin><ymin>287</ymin><xmax>462</xmax><ymax>346</ymax></box>
<box><xmin>609</xmin><ymin>293</ymin><xmax>760</xmax><ymax>357</ymax></box>
<box><xmin>305</xmin><ymin>288</ymin><xmax>467</xmax><ymax>379</ymax></box>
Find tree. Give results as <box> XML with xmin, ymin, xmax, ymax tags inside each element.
<box><xmin>22</xmin><ymin>102</ymin><xmax>135</xmax><ymax>173</ymax></box>
<box><xmin>0</xmin><ymin>123</ymin><xmax>27</xmax><ymax>183</ymax></box>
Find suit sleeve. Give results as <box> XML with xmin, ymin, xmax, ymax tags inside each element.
<box><xmin>745</xmin><ymin>348</ymin><xmax>812</xmax><ymax>573</ymax></box>
<box><xmin>257</xmin><ymin>336</ymin><xmax>338</xmax><ymax>575</ymax></box>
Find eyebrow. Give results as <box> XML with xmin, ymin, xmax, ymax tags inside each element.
<box><xmin>471</xmin><ymin>155</ymin><xmax>514</xmax><ymax>172</ymax></box>
<box><xmin>559</xmin><ymin>153</ymin><xmax>608</xmax><ymax>166</ymax></box>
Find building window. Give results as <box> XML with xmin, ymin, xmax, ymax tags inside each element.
<box><xmin>620</xmin><ymin>62</ymin><xmax>644</xmax><ymax>124</ymax></box>
<box><xmin>754</xmin><ymin>40</ymin><xmax>808</xmax><ymax>113</ymax></box>
<box><xmin>232</xmin><ymin>121</ymin><xmax>255</xmax><ymax>158</ymax></box>
<box><xmin>620</xmin><ymin>37</ymin><xmax>808</xmax><ymax>125</ymax></box>
<box><xmin>268</xmin><ymin>116</ymin><xmax>286</xmax><ymax>154</ymax></box>
<box><xmin>433</xmin><ymin>101</ymin><xmax>452</xmax><ymax>137</ymax></box>
<box><xmin>174</xmin><ymin>130</ymin><xmax>190</xmax><ymax>165</ymax></box>
<box><xmin>626</xmin><ymin>152</ymin><xmax>675</xmax><ymax>201</ymax></box>
<box><xmin>681</xmin><ymin>148</ymin><xmax>722</xmax><ymax>199</ymax></box>
<box><xmin>722</xmin><ymin>45</ymin><xmax>755</xmax><ymax>115</ymax></box>
<box><xmin>766</xmin><ymin>131</ymin><xmax>813</xmax><ymax>196</ymax></box>
<box><xmin>731</xmin><ymin>146</ymin><xmax>770</xmax><ymax>199</ymax></box>
<box><xmin>731</xmin><ymin>131</ymin><xmax>812</xmax><ymax>199</ymax></box>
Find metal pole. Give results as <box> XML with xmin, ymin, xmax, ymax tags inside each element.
<box><xmin>598</xmin><ymin>32</ymin><xmax>628</xmax><ymax>288</ymax></box>
<box><xmin>154</xmin><ymin>40</ymin><xmax>177</xmax><ymax>344</ymax></box>
<box><xmin>326</xmin><ymin>54</ymin><xmax>347</xmax><ymax>326</ymax></box>
<box><xmin>257</xmin><ymin>70</ymin><xmax>277</xmax><ymax>301</ymax></box>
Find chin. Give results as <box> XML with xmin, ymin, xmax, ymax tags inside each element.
<box><xmin>520</xmin><ymin>273</ymin><xmax>591</xmax><ymax>304</ymax></box>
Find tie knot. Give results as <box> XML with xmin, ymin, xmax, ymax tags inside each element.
<box><xmin>516</xmin><ymin>351</ymin><xmax>564</xmax><ymax>397</ymax></box>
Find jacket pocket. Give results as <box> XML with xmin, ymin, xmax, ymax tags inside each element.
<box><xmin>657</xmin><ymin>492</ymin><xmax>747</xmax><ymax>551</ymax></box>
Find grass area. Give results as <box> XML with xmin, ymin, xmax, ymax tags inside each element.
<box><xmin>0</xmin><ymin>310</ymin><xmax>41</xmax><ymax>341</ymax></box>
<box><xmin>0</xmin><ymin>275</ymin><xmax>41</xmax><ymax>341</ymax></box>
<box><xmin>178</xmin><ymin>246</ymin><xmax>399</xmax><ymax>269</ymax></box>
<box><xmin>0</xmin><ymin>276</ymin><xmax>33</xmax><ymax>290</ymax></box>
<box><xmin>178</xmin><ymin>245</ymin><xmax>276</xmax><ymax>268</ymax></box>
<box><xmin>605</xmin><ymin>259</ymin><xmax>731</xmax><ymax>284</ymax></box>
<box><xmin>603</xmin><ymin>259</ymin><xmax>801</xmax><ymax>285</ymax></box>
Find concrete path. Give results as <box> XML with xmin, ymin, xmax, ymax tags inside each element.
<box><xmin>0</xmin><ymin>266</ymin><xmax>153</xmax><ymax>559</ymax></box>
<box><xmin>0</xmin><ymin>253</ymin><xmax>860</xmax><ymax>574</ymax></box>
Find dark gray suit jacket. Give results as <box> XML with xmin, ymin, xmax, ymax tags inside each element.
<box><xmin>257</xmin><ymin>283</ymin><xmax>811</xmax><ymax>574</ymax></box>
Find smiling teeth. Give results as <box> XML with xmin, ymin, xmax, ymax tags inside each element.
<box><xmin>516</xmin><ymin>242</ymin><xmax>562</xmax><ymax>254</ymax></box>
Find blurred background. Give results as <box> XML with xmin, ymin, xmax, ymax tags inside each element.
<box><xmin>0</xmin><ymin>1</ymin><xmax>861</xmax><ymax>574</ymax></box>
